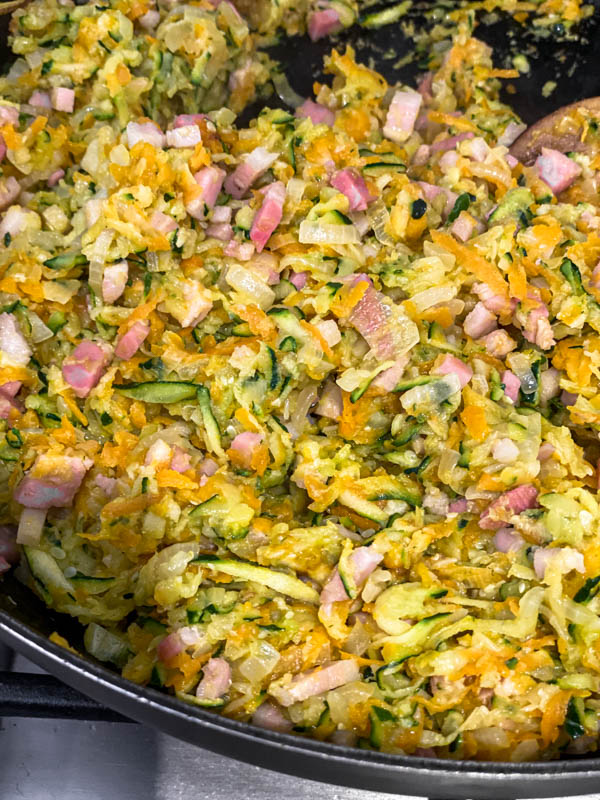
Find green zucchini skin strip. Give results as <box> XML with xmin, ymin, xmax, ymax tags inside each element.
<box><xmin>192</xmin><ymin>556</ymin><xmax>320</xmax><ymax>604</ymax></box>
<box><xmin>114</xmin><ymin>381</ymin><xmax>199</xmax><ymax>403</ymax></box>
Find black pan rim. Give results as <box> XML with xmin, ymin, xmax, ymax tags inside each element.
<box><xmin>2</xmin><ymin>607</ymin><xmax>600</xmax><ymax>784</ymax></box>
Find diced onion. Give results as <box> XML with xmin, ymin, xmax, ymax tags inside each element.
<box><xmin>437</xmin><ymin>449</ymin><xmax>459</xmax><ymax>484</ymax></box>
<box><xmin>400</xmin><ymin>373</ymin><xmax>461</xmax><ymax>412</ymax></box>
<box><xmin>410</xmin><ymin>285</ymin><xmax>457</xmax><ymax>312</ymax></box>
<box><xmin>84</xmin><ymin>622</ymin><xmax>130</xmax><ymax>667</ymax></box>
<box><xmin>272</xmin><ymin>71</ymin><xmax>305</xmax><ymax>109</ymax></box>
<box><xmin>509</xmin><ymin>353</ymin><xmax>537</xmax><ymax>394</ymax></box>
<box><xmin>17</xmin><ymin>508</ymin><xmax>46</xmax><ymax>545</ymax></box>
<box><xmin>298</xmin><ymin>220</ymin><xmax>359</xmax><ymax>245</ymax></box>
<box><xmin>289</xmin><ymin>384</ymin><xmax>319</xmax><ymax>437</ymax></box>
<box><xmin>88</xmin><ymin>259</ymin><xmax>104</xmax><ymax>299</ymax></box>
<box><xmin>239</xmin><ymin>641</ymin><xmax>281</xmax><ymax>681</ymax></box>
<box><xmin>284</xmin><ymin>178</ymin><xmax>307</xmax><ymax>222</ymax></box>
<box><xmin>225</xmin><ymin>263</ymin><xmax>275</xmax><ymax>309</ymax></box>
<box><xmin>336</xmin><ymin>368</ymin><xmax>372</xmax><ymax>392</ymax></box>
<box><xmin>366</xmin><ymin>198</ymin><xmax>394</xmax><ymax>246</ymax></box>
<box><xmin>27</xmin><ymin>311</ymin><xmax>53</xmax><ymax>343</ymax></box>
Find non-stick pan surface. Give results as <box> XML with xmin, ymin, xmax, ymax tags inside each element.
<box><xmin>2</xmin><ymin>4</ymin><xmax>600</xmax><ymax>797</ymax></box>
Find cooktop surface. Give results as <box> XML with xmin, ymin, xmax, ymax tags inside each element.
<box><xmin>1</xmin><ymin>647</ymin><xmax>599</xmax><ymax>800</ymax></box>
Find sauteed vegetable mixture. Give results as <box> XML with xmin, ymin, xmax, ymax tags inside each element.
<box><xmin>0</xmin><ymin>0</ymin><xmax>599</xmax><ymax>762</ymax></box>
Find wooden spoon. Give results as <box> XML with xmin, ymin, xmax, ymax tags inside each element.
<box><xmin>509</xmin><ymin>96</ymin><xmax>600</xmax><ymax>165</ymax></box>
<box><xmin>0</xmin><ymin>0</ymin><xmax>27</xmax><ymax>14</ymax></box>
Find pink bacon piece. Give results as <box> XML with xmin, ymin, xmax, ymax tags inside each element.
<box><xmin>196</xmin><ymin>657</ymin><xmax>232</xmax><ymax>700</ymax></box>
<box><xmin>14</xmin><ymin>456</ymin><xmax>92</xmax><ymax>509</ymax></box>
<box><xmin>250</xmin><ymin>181</ymin><xmax>285</xmax><ymax>252</ymax></box>
<box><xmin>296</xmin><ymin>99</ymin><xmax>335</xmax><ymax>126</ymax></box>
<box><xmin>434</xmin><ymin>355</ymin><xmax>473</xmax><ymax>388</ymax></box>
<box><xmin>115</xmin><ymin>321</ymin><xmax>150</xmax><ymax>360</ymax></box>
<box><xmin>479</xmin><ymin>485</ymin><xmax>539</xmax><ymax>531</ymax></box>
<box><xmin>535</xmin><ymin>147</ymin><xmax>581</xmax><ymax>195</ymax></box>
<box><xmin>307</xmin><ymin>8</ymin><xmax>341</xmax><ymax>40</ymax></box>
<box><xmin>331</xmin><ymin>168</ymin><xmax>372</xmax><ymax>211</ymax></box>
<box><xmin>62</xmin><ymin>340</ymin><xmax>111</xmax><ymax>397</ymax></box>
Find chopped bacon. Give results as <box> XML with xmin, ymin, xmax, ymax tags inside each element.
<box><xmin>520</xmin><ymin>300</ymin><xmax>555</xmax><ymax>350</ymax></box>
<box><xmin>102</xmin><ymin>260</ymin><xmax>128</xmax><ymax>305</ymax></box>
<box><xmin>0</xmin><ymin>177</ymin><xmax>20</xmax><ymax>211</ymax></box>
<box><xmin>95</xmin><ymin>474</ymin><xmax>118</xmax><ymax>496</ymax></box>
<box><xmin>535</xmin><ymin>147</ymin><xmax>582</xmax><ymax>195</ymax></box>
<box><xmin>371</xmin><ymin>356</ymin><xmax>409</xmax><ymax>392</ymax></box>
<box><xmin>48</xmin><ymin>169</ymin><xmax>65</xmax><ymax>187</ymax></box>
<box><xmin>0</xmin><ymin>105</ymin><xmax>18</xmax><ymax>125</ymax></box>
<box><xmin>196</xmin><ymin>658</ymin><xmax>232</xmax><ymax>700</ymax></box>
<box><xmin>331</xmin><ymin>169</ymin><xmax>372</xmax><ymax>211</ymax></box>
<box><xmin>448</xmin><ymin>498</ymin><xmax>467</xmax><ymax>514</ymax></box>
<box><xmin>501</xmin><ymin>370</ymin><xmax>521</xmax><ymax>404</ymax></box>
<box><xmin>533</xmin><ymin>546</ymin><xmax>584</xmax><ymax>579</ymax></box>
<box><xmin>29</xmin><ymin>91</ymin><xmax>51</xmax><ymax>109</ymax></box>
<box><xmin>307</xmin><ymin>8</ymin><xmax>341</xmax><ymax>40</ymax></box>
<box><xmin>270</xmin><ymin>660</ymin><xmax>360</xmax><ymax>707</ymax></box>
<box><xmin>170</xmin><ymin>446</ymin><xmax>191</xmax><ymax>474</ymax></box>
<box><xmin>115</xmin><ymin>320</ymin><xmax>150</xmax><ymax>360</ymax></box>
<box><xmin>230</xmin><ymin>431</ymin><xmax>263</xmax><ymax>468</ymax></box>
<box><xmin>157</xmin><ymin>632</ymin><xmax>185</xmax><ymax>663</ymax></box>
<box><xmin>472</xmin><ymin>282</ymin><xmax>516</xmax><ymax>314</ymax></box>
<box><xmin>224</xmin><ymin>240</ymin><xmax>255</xmax><ymax>261</ymax></box>
<box><xmin>62</xmin><ymin>340</ymin><xmax>111</xmax><ymax>397</ymax></box>
<box><xmin>173</xmin><ymin>114</ymin><xmax>207</xmax><ymax>128</ymax></box>
<box><xmin>431</xmin><ymin>132</ymin><xmax>473</xmax><ymax>152</ymax></box>
<box><xmin>296</xmin><ymin>99</ymin><xmax>335</xmax><ymax>126</ymax></box>
<box><xmin>451</xmin><ymin>212</ymin><xmax>475</xmax><ymax>242</ymax></box>
<box><xmin>479</xmin><ymin>484</ymin><xmax>539</xmax><ymax>530</ymax></box>
<box><xmin>348</xmin><ymin>285</ymin><xmax>394</xmax><ymax>359</ymax></box>
<box><xmin>351</xmin><ymin>547</ymin><xmax>384</xmax><ymax>585</ymax></box>
<box><xmin>252</xmin><ymin>702</ymin><xmax>292</xmax><ymax>733</ymax></box>
<box><xmin>165</xmin><ymin>125</ymin><xmax>202</xmax><ymax>149</ymax></box>
<box><xmin>51</xmin><ymin>87</ymin><xmax>75</xmax><ymax>113</ymax></box>
<box><xmin>126</xmin><ymin>121</ymin><xmax>165</xmax><ymax>149</ymax></box>
<box><xmin>250</xmin><ymin>181</ymin><xmax>285</xmax><ymax>252</ymax></box>
<box><xmin>224</xmin><ymin>147</ymin><xmax>278</xmax><ymax>199</ymax></box>
<box><xmin>434</xmin><ymin>355</ymin><xmax>472</xmax><ymax>388</ymax></box>
<box><xmin>0</xmin><ymin>381</ymin><xmax>21</xmax><ymax>398</ymax></box>
<box><xmin>383</xmin><ymin>90</ymin><xmax>422</xmax><ymax>143</ymax></box>
<box><xmin>463</xmin><ymin>302</ymin><xmax>497</xmax><ymax>339</ymax></box>
<box><xmin>0</xmin><ymin>313</ymin><xmax>31</xmax><ymax>366</ymax></box>
<box><xmin>320</xmin><ymin>569</ymin><xmax>347</xmax><ymax>604</ymax></box>
<box><xmin>494</xmin><ymin>527</ymin><xmax>524</xmax><ymax>553</ymax></box>
<box><xmin>320</xmin><ymin>547</ymin><xmax>383</xmax><ymax>605</ymax></box>
<box><xmin>14</xmin><ymin>455</ymin><xmax>92</xmax><ymax>509</ymax></box>
<box><xmin>482</xmin><ymin>329</ymin><xmax>516</xmax><ymax>358</ymax></box>
<box><xmin>150</xmin><ymin>211</ymin><xmax>177</xmax><ymax>235</ymax></box>
<box><xmin>290</xmin><ymin>271</ymin><xmax>307</xmax><ymax>289</ymax></box>
<box><xmin>206</xmin><ymin>222</ymin><xmax>234</xmax><ymax>241</ymax></box>
<box><xmin>417</xmin><ymin>181</ymin><xmax>456</xmax><ymax>217</ymax></box>
<box><xmin>187</xmin><ymin>166</ymin><xmax>226</xmax><ymax>219</ymax></box>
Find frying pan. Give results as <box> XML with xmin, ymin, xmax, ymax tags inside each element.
<box><xmin>2</xmin><ymin>4</ymin><xmax>600</xmax><ymax>797</ymax></box>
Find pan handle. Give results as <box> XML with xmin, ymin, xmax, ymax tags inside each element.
<box><xmin>0</xmin><ymin>671</ymin><xmax>134</xmax><ymax>722</ymax></box>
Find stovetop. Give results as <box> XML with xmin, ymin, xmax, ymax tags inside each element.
<box><xmin>0</xmin><ymin>644</ymin><xmax>406</xmax><ymax>800</ymax></box>
<box><xmin>0</xmin><ymin>644</ymin><xmax>598</xmax><ymax>800</ymax></box>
